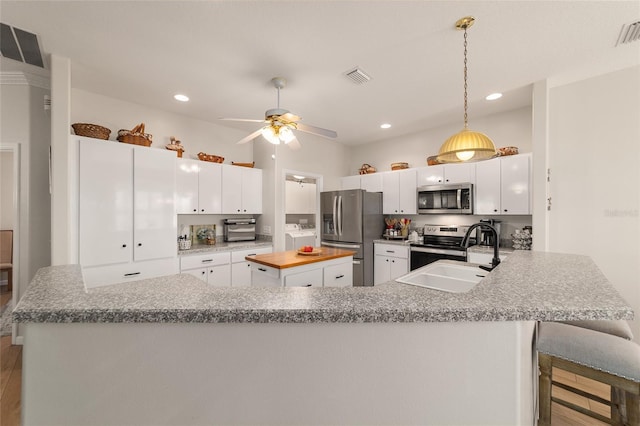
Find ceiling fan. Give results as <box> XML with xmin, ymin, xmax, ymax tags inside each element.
<box><xmin>220</xmin><ymin>77</ymin><xmax>337</xmax><ymax>150</ymax></box>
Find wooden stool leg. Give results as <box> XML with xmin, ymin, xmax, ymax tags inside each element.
<box><xmin>611</xmin><ymin>387</ymin><xmax>625</xmax><ymax>425</ymax></box>
<box><xmin>626</xmin><ymin>391</ymin><xmax>639</xmax><ymax>426</ymax></box>
<box><xmin>538</xmin><ymin>353</ymin><xmax>552</xmax><ymax>426</ymax></box>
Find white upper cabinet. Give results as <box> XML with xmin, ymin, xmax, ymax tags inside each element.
<box><xmin>78</xmin><ymin>138</ymin><xmax>176</xmax><ymax>268</ymax></box>
<box><xmin>286</xmin><ymin>181</ymin><xmax>316</xmax><ymax>214</ymax></box>
<box><xmin>382</xmin><ymin>169</ymin><xmax>417</xmax><ymax>215</ymax></box>
<box><xmin>417</xmin><ymin>163</ymin><xmax>475</xmax><ymax>187</ymax></box>
<box><xmin>360</xmin><ymin>173</ymin><xmax>383</xmax><ymax>192</ymax></box>
<box><xmin>340</xmin><ymin>175</ymin><xmax>361</xmax><ymax>190</ymax></box>
<box><xmin>176</xmin><ymin>159</ymin><xmax>222</xmax><ymax>214</ymax></box>
<box><xmin>500</xmin><ymin>154</ymin><xmax>530</xmax><ymax>215</ymax></box>
<box><xmin>222</xmin><ymin>165</ymin><xmax>262</xmax><ymax>214</ymax></box>
<box><xmin>475</xmin><ymin>154</ymin><xmax>531</xmax><ymax>215</ymax></box>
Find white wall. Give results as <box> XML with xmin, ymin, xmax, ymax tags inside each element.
<box><xmin>0</xmin><ymin>152</ymin><xmax>14</xmax><ymax>229</ymax></box>
<box><xmin>347</xmin><ymin>106</ymin><xmax>532</xmax><ymax>175</ymax></box>
<box><xmin>71</xmin><ymin>89</ymin><xmax>252</xmax><ymax>162</ymax></box>
<box><xmin>548</xmin><ymin>65</ymin><xmax>640</xmax><ymax>339</ymax></box>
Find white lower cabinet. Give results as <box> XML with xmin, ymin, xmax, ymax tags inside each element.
<box><xmin>82</xmin><ymin>258</ymin><xmax>178</xmax><ymax>288</ymax></box>
<box><xmin>374</xmin><ymin>243</ymin><xmax>410</xmax><ymax>285</ymax></box>
<box><xmin>250</xmin><ymin>256</ymin><xmax>353</xmax><ymax>287</ymax></box>
<box><xmin>180</xmin><ymin>252</ymin><xmax>231</xmax><ymax>287</ymax></box>
<box><xmin>231</xmin><ymin>247</ymin><xmax>273</xmax><ymax>287</ymax></box>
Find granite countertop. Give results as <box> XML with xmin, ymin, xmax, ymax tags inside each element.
<box><xmin>178</xmin><ymin>240</ymin><xmax>272</xmax><ymax>255</ymax></box>
<box><xmin>246</xmin><ymin>248</ymin><xmax>355</xmax><ymax>269</ymax></box>
<box><xmin>373</xmin><ymin>239</ymin><xmax>412</xmax><ymax>246</ymax></box>
<box><xmin>12</xmin><ymin>251</ymin><xmax>633</xmax><ymax>324</ymax></box>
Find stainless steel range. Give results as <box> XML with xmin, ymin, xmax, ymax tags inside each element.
<box><xmin>409</xmin><ymin>225</ymin><xmax>477</xmax><ymax>270</ymax></box>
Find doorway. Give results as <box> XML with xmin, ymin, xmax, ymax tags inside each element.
<box><xmin>0</xmin><ymin>143</ymin><xmax>20</xmax><ymax>343</ymax></box>
<box><xmin>282</xmin><ymin>169</ymin><xmax>323</xmax><ymax>250</ymax></box>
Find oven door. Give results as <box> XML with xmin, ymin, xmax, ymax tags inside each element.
<box><xmin>410</xmin><ymin>246</ymin><xmax>467</xmax><ymax>271</ymax></box>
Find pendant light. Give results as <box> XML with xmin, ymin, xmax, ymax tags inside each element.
<box><xmin>437</xmin><ymin>16</ymin><xmax>496</xmax><ymax>163</ymax></box>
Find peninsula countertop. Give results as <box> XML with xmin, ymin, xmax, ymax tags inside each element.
<box><xmin>245</xmin><ymin>247</ymin><xmax>355</xmax><ymax>269</ymax></box>
<box><xmin>12</xmin><ymin>251</ymin><xmax>633</xmax><ymax>324</ymax></box>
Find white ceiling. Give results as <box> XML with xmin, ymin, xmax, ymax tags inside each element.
<box><xmin>2</xmin><ymin>1</ymin><xmax>639</xmax><ymax>146</ymax></box>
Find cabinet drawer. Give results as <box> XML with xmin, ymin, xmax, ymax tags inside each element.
<box><xmin>180</xmin><ymin>252</ymin><xmax>230</xmax><ymax>270</ymax></box>
<box><xmin>285</xmin><ymin>268</ymin><xmax>323</xmax><ymax>287</ymax></box>
<box><xmin>251</xmin><ymin>263</ymin><xmax>280</xmax><ymax>287</ymax></box>
<box><xmin>374</xmin><ymin>244</ymin><xmax>409</xmax><ymax>259</ymax></box>
<box><xmin>250</xmin><ymin>263</ymin><xmax>280</xmax><ymax>279</ymax></box>
<box><xmin>231</xmin><ymin>246</ymin><xmax>272</xmax><ymax>263</ymax></box>
<box><xmin>82</xmin><ymin>258</ymin><xmax>178</xmax><ymax>288</ymax></box>
<box><xmin>323</xmin><ymin>262</ymin><xmax>352</xmax><ymax>287</ymax></box>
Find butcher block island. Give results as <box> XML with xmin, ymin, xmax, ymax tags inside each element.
<box><xmin>12</xmin><ymin>251</ymin><xmax>633</xmax><ymax>425</ymax></box>
<box><xmin>247</xmin><ymin>247</ymin><xmax>355</xmax><ymax>287</ymax></box>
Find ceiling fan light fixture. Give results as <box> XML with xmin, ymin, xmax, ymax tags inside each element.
<box><xmin>261</xmin><ymin>126</ymin><xmax>280</xmax><ymax>145</ymax></box>
<box><xmin>280</xmin><ymin>126</ymin><xmax>295</xmax><ymax>143</ymax></box>
<box><xmin>437</xmin><ymin>16</ymin><xmax>497</xmax><ymax>164</ymax></box>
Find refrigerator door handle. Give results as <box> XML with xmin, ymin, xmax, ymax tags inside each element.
<box><xmin>331</xmin><ymin>195</ymin><xmax>338</xmax><ymax>235</ymax></box>
<box><xmin>337</xmin><ymin>195</ymin><xmax>343</xmax><ymax>236</ymax></box>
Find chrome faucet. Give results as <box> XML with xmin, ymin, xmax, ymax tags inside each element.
<box><xmin>461</xmin><ymin>223</ymin><xmax>501</xmax><ymax>272</ymax></box>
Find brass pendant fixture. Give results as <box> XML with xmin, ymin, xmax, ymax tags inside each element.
<box><xmin>437</xmin><ymin>16</ymin><xmax>497</xmax><ymax>163</ymax></box>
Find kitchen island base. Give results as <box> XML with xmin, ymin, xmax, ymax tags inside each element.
<box><xmin>22</xmin><ymin>320</ymin><xmax>536</xmax><ymax>425</ymax></box>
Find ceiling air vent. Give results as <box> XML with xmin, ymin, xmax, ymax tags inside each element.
<box><xmin>0</xmin><ymin>22</ymin><xmax>45</xmax><ymax>68</ymax></box>
<box><xmin>616</xmin><ymin>20</ymin><xmax>640</xmax><ymax>46</ymax></box>
<box><xmin>344</xmin><ymin>67</ymin><xmax>372</xmax><ymax>85</ymax></box>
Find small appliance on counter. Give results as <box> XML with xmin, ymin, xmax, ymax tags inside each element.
<box><xmin>479</xmin><ymin>219</ymin><xmax>501</xmax><ymax>247</ymax></box>
<box><xmin>223</xmin><ymin>218</ymin><xmax>256</xmax><ymax>242</ymax></box>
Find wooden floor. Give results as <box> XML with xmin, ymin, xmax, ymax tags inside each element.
<box><xmin>1</xmin><ymin>288</ymin><xmax>21</xmax><ymax>426</ymax></box>
<box><xmin>0</xmin><ymin>289</ymin><xmax>614</xmax><ymax>425</ymax></box>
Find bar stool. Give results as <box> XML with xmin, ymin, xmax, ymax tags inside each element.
<box><xmin>537</xmin><ymin>321</ymin><xmax>640</xmax><ymax>425</ymax></box>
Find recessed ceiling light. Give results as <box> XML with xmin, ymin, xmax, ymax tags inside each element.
<box><xmin>293</xmin><ymin>175</ymin><xmax>305</xmax><ymax>180</ymax></box>
<box><xmin>380</xmin><ymin>123</ymin><xmax>391</xmax><ymax>129</ymax></box>
<box><xmin>485</xmin><ymin>93</ymin><xmax>502</xmax><ymax>101</ymax></box>
<box><xmin>174</xmin><ymin>94</ymin><xmax>189</xmax><ymax>102</ymax></box>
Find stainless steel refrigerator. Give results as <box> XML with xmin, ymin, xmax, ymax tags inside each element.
<box><xmin>320</xmin><ymin>189</ymin><xmax>383</xmax><ymax>286</ymax></box>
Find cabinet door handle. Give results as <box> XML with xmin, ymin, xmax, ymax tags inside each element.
<box><xmin>494</xmin><ymin>209</ymin><xmax>498</xmax><ymax>212</ymax></box>
<box><xmin>210</xmin><ymin>269</ymin><xmax>214</xmax><ymax>274</ymax></box>
<box><xmin>504</xmin><ymin>209</ymin><xmax>508</xmax><ymax>212</ymax></box>
<box><xmin>335</xmin><ymin>275</ymin><xmax>344</xmax><ymax>279</ymax></box>
<box><xmin>201</xmin><ymin>209</ymin><xmax>205</xmax><ymax>212</ymax></box>
<box><xmin>137</xmin><ymin>243</ymin><xmax>142</xmax><ymax>247</ymax></box>
<box><xmin>386</xmin><ymin>250</ymin><xmax>395</xmax><ymax>253</ymax></box>
<box><xmin>122</xmin><ymin>244</ymin><xmax>127</xmax><ymax>248</ymax></box>
<box><xmin>201</xmin><ymin>259</ymin><xmax>214</xmax><ymax>263</ymax></box>
<box><xmin>391</xmin><ymin>260</ymin><xmax>395</xmax><ymax>263</ymax></box>
<box><xmin>305</xmin><ymin>284</ymin><xmax>312</xmax><ymax>287</ymax></box>
<box><xmin>386</xmin><ymin>259</ymin><xmax>389</xmax><ymax>262</ymax></box>
<box><xmin>193</xmin><ymin>209</ymin><xmax>197</xmax><ymax>212</ymax></box>
<box><xmin>258</xmin><ymin>267</ymin><xmax>267</xmax><ymax>272</ymax></box>
<box><xmin>201</xmin><ymin>271</ymin><xmax>206</xmax><ymax>275</ymax></box>
<box><xmin>124</xmin><ymin>272</ymin><xmax>140</xmax><ymax>277</ymax></box>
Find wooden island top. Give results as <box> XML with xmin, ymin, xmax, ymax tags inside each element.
<box><xmin>246</xmin><ymin>247</ymin><xmax>355</xmax><ymax>269</ymax></box>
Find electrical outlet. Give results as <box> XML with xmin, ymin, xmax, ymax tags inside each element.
<box><xmin>263</xmin><ymin>225</ymin><xmax>271</xmax><ymax>234</ymax></box>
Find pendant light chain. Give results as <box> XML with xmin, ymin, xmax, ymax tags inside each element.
<box><xmin>463</xmin><ymin>26</ymin><xmax>469</xmax><ymax>129</ymax></box>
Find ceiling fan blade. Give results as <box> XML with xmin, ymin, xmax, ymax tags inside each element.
<box><xmin>236</xmin><ymin>128</ymin><xmax>265</xmax><ymax>145</ymax></box>
<box><xmin>286</xmin><ymin>136</ymin><xmax>301</xmax><ymax>150</ymax></box>
<box><xmin>279</xmin><ymin>112</ymin><xmax>301</xmax><ymax>123</ymax></box>
<box><xmin>296</xmin><ymin>123</ymin><xmax>338</xmax><ymax>139</ymax></box>
<box><xmin>220</xmin><ymin>117</ymin><xmax>267</xmax><ymax>123</ymax></box>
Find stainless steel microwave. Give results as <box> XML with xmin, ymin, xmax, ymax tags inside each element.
<box><xmin>417</xmin><ymin>183</ymin><xmax>473</xmax><ymax>214</ymax></box>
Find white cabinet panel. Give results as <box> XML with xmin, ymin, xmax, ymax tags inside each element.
<box><xmin>222</xmin><ymin>165</ymin><xmax>262</xmax><ymax>214</ymax></box>
<box><xmin>79</xmin><ymin>140</ymin><xmax>133</xmax><ymax>267</ymax></box>
<box><xmin>180</xmin><ymin>252</ymin><xmax>230</xmax><ymax>270</ymax></box>
<box><xmin>284</xmin><ymin>268</ymin><xmax>323</xmax><ymax>287</ymax></box>
<box><xmin>176</xmin><ymin>159</ymin><xmax>200</xmax><ymax>214</ymax></box>
<box><xmin>82</xmin><ymin>258</ymin><xmax>178</xmax><ymax>289</ymax></box>
<box><xmin>360</xmin><ymin>173</ymin><xmax>383</xmax><ymax>192</ymax></box>
<box><xmin>417</xmin><ymin>165</ymin><xmax>444</xmax><ymax>186</ymax></box>
<box><xmin>323</xmin><ymin>262</ymin><xmax>352</xmax><ymax>287</ymax></box>
<box><xmin>374</xmin><ymin>243</ymin><xmax>409</xmax><ymax>285</ymax></box>
<box><xmin>383</xmin><ymin>169</ymin><xmax>417</xmax><ymax>215</ymax></box>
<box><xmin>417</xmin><ymin>163</ymin><xmax>475</xmax><ymax>187</ymax></box>
<box><xmin>500</xmin><ymin>155</ymin><xmax>530</xmax><ymax>214</ymax></box>
<box><xmin>133</xmin><ymin>147</ymin><xmax>177</xmax><ymax>262</ymax></box>
<box><xmin>231</xmin><ymin>246</ymin><xmax>272</xmax><ymax>287</ymax></box>
<box><xmin>185</xmin><ymin>268</ymin><xmax>208</xmax><ymax>283</ymax></box>
<box><xmin>78</xmin><ymin>138</ymin><xmax>176</xmax><ymax>281</ymax></box>
<box><xmin>475</xmin><ymin>158</ymin><xmax>502</xmax><ymax>215</ymax></box>
<box><xmin>198</xmin><ymin>162</ymin><xmax>222</xmax><ymax>214</ymax></box>
<box><xmin>474</xmin><ymin>154</ymin><xmax>531</xmax><ymax>215</ymax></box>
<box><xmin>207</xmin><ymin>264</ymin><xmax>231</xmax><ymax>287</ymax></box>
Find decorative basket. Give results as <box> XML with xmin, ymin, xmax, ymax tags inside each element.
<box><xmin>178</xmin><ymin>240</ymin><xmax>192</xmax><ymax>250</ymax></box>
<box><xmin>359</xmin><ymin>164</ymin><xmax>376</xmax><ymax>175</ymax></box>
<box><xmin>198</xmin><ymin>152</ymin><xmax>224</xmax><ymax>163</ymax></box>
<box><xmin>117</xmin><ymin>123</ymin><xmax>152</xmax><ymax>147</ymax></box>
<box><xmin>391</xmin><ymin>162</ymin><xmax>409</xmax><ymax>171</ymax></box>
<box><xmin>166</xmin><ymin>136</ymin><xmax>184</xmax><ymax>158</ymax></box>
<box><xmin>231</xmin><ymin>162</ymin><xmax>255</xmax><ymax>168</ymax></box>
<box><xmin>427</xmin><ymin>155</ymin><xmax>440</xmax><ymax>166</ymax></box>
<box><xmin>498</xmin><ymin>146</ymin><xmax>519</xmax><ymax>156</ymax></box>
<box><xmin>72</xmin><ymin>123</ymin><xmax>111</xmax><ymax>140</ymax></box>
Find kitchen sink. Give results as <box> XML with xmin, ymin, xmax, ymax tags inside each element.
<box><xmin>395</xmin><ymin>261</ymin><xmax>487</xmax><ymax>293</ymax></box>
